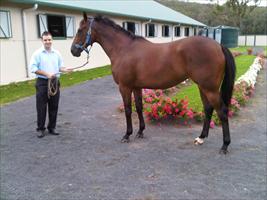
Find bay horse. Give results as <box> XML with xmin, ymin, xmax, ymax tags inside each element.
<box><xmin>71</xmin><ymin>13</ymin><xmax>236</xmax><ymax>154</ymax></box>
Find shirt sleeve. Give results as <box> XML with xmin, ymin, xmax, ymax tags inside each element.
<box><xmin>29</xmin><ymin>52</ymin><xmax>40</xmax><ymax>73</ymax></box>
<box><xmin>58</xmin><ymin>52</ymin><xmax>64</xmax><ymax>68</ymax></box>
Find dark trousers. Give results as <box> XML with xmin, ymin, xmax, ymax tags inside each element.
<box><xmin>35</xmin><ymin>78</ymin><xmax>60</xmax><ymax>131</ymax></box>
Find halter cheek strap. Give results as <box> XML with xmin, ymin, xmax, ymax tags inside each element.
<box><xmin>74</xmin><ymin>18</ymin><xmax>94</xmax><ymax>54</ymax></box>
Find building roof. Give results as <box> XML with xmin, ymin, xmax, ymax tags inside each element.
<box><xmin>9</xmin><ymin>0</ymin><xmax>206</xmax><ymax>26</ymax></box>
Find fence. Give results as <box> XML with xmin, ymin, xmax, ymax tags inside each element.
<box><xmin>238</xmin><ymin>35</ymin><xmax>267</xmax><ymax>46</ymax></box>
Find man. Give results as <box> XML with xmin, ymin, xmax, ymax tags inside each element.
<box><xmin>30</xmin><ymin>31</ymin><xmax>72</xmax><ymax>138</ymax></box>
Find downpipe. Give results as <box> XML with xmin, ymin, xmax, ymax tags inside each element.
<box><xmin>22</xmin><ymin>3</ymin><xmax>38</xmax><ymax>78</ymax></box>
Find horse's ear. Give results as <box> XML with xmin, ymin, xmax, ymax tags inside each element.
<box><xmin>83</xmin><ymin>12</ymin><xmax>87</xmax><ymax>21</ymax></box>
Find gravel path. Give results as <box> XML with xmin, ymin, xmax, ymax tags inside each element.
<box><xmin>1</xmin><ymin>67</ymin><xmax>266</xmax><ymax>200</ymax></box>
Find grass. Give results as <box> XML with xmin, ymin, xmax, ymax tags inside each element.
<box><xmin>173</xmin><ymin>54</ymin><xmax>256</xmax><ymax>111</ymax></box>
<box><xmin>0</xmin><ymin>65</ymin><xmax>111</xmax><ymax>105</ymax></box>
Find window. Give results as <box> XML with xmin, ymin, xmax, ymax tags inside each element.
<box><xmin>162</xmin><ymin>25</ymin><xmax>170</xmax><ymax>37</ymax></box>
<box><xmin>174</xmin><ymin>26</ymin><xmax>180</xmax><ymax>37</ymax></box>
<box><xmin>184</xmin><ymin>27</ymin><xmax>190</xmax><ymax>37</ymax></box>
<box><xmin>145</xmin><ymin>23</ymin><xmax>156</xmax><ymax>37</ymax></box>
<box><xmin>122</xmin><ymin>21</ymin><xmax>139</xmax><ymax>35</ymax></box>
<box><xmin>47</xmin><ymin>15</ymin><xmax>65</xmax><ymax>37</ymax></box>
<box><xmin>38</xmin><ymin>14</ymin><xmax>75</xmax><ymax>38</ymax></box>
<box><xmin>194</xmin><ymin>28</ymin><xmax>197</xmax><ymax>36</ymax></box>
<box><xmin>0</xmin><ymin>10</ymin><xmax>12</xmax><ymax>38</ymax></box>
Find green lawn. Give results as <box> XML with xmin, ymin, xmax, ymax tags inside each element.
<box><xmin>173</xmin><ymin>54</ymin><xmax>256</xmax><ymax>111</ymax></box>
<box><xmin>0</xmin><ymin>66</ymin><xmax>111</xmax><ymax>105</ymax></box>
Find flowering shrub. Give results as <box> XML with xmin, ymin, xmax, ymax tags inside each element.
<box><xmin>143</xmin><ymin>92</ymin><xmax>194</xmax><ymax>123</ymax></box>
<box><xmin>232</xmin><ymin>51</ymin><xmax>242</xmax><ymax>57</ymax></box>
<box><xmin>118</xmin><ymin>57</ymin><xmax>264</xmax><ymax>127</ymax></box>
<box><xmin>235</xmin><ymin>57</ymin><xmax>263</xmax><ymax>87</ymax></box>
<box><xmin>247</xmin><ymin>48</ymin><xmax>253</xmax><ymax>55</ymax></box>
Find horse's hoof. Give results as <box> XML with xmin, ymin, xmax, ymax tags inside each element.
<box><xmin>194</xmin><ymin>137</ymin><xmax>204</xmax><ymax>145</ymax></box>
<box><xmin>135</xmin><ymin>133</ymin><xmax>144</xmax><ymax>139</ymax></box>
<box><xmin>219</xmin><ymin>148</ymin><xmax>229</xmax><ymax>154</ymax></box>
<box><xmin>121</xmin><ymin>137</ymin><xmax>130</xmax><ymax>143</ymax></box>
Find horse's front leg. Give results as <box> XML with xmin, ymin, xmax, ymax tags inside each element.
<box><xmin>133</xmin><ymin>89</ymin><xmax>145</xmax><ymax>138</ymax></box>
<box><xmin>119</xmin><ymin>85</ymin><xmax>133</xmax><ymax>143</ymax></box>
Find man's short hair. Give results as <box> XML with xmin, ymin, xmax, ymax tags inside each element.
<box><xmin>41</xmin><ymin>31</ymin><xmax>52</xmax><ymax>38</ymax></box>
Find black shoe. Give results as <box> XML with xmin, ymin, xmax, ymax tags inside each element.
<box><xmin>37</xmin><ymin>130</ymin><xmax>45</xmax><ymax>138</ymax></box>
<box><xmin>48</xmin><ymin>129</ymin><xmax>60</xmax><ymax>135</ymax></box>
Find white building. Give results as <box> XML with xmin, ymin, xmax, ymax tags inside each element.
<box><xmin>0</xmin><ymin>0</ymin><xmax>206</xmax><ymax>85</ymax></box>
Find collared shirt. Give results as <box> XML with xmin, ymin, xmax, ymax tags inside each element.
<box><xmin>30</xmin><ymin>47</ymin><xmax>64</xmax><ymax>79</ymax></box>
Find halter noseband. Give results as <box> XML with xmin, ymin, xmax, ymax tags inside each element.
<box><xmin>74</xmin><ymin>18</ymin><xmax>94</xmax><ymax>54</ymax></box>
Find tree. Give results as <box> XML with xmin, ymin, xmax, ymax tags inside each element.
<box><xmin>215</xmin><ymin>0</ymin><xmax>261</xmax><ymax>27</ymax></box>
<box><xmin>156</xmin><ymin>0</ymin><xmax>266</xmax><ymax>34</ymax></box>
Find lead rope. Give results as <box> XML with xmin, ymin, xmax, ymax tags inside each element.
<box><xmin>48</xmin><ymin>77</ymin><xmax>59</xmax><ymax>98</ymax></box>
<box><xmin>47</xmin><ymin>46</ymin><xmax>92</xmax><ymax>98</ymax></box>
<box><xmin>71</xmin><ymin>46</ymin><xmax>91</xmax><ymax>70</ymax></box>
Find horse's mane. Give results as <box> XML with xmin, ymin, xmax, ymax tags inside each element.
<box><xmin>94</xmin><ymin>15</ymin><xmax>144</xmax><ymax>40</ymax></box>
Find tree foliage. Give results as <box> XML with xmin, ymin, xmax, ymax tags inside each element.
<box><xmin>156</xmin><ymin>0</ymin><xmax>266</xmax><ymax>34</ymax></box>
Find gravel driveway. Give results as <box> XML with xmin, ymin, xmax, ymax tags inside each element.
<box><xmin>1</xmin><ymin>68</ymin><xmax>266</xmax><ymax>200</ymax></box>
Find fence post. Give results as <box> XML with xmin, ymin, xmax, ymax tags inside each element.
<box><xmin>254</xmin><ymin>35</ymin><xmax>256</xmax><ymax>46</ymax></box>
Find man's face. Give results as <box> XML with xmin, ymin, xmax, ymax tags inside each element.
<box><xmin>42</xmin><ymin>35</ymin><xmax>53</xmax><ymax>50</ymax></box>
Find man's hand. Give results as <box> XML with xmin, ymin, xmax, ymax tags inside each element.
<box><xmin>46</xmin><ymin>73</ymin><xmax>56</xmax><ymax>79</ymax></box>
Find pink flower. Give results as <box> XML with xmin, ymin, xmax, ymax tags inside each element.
<box><xmin>145</xmin><ymin>97</ymin><xmax>153</xmax><ymax>103</ymax></box>
<box><xmin>186</xmin><ymin>110</ymin><xmax>194</xmax><ymax>119</ymax></box>
<box><xmin>210</xmin><ymin>121</ymin><xmax>215</xmax><ymax>128</ymax></box>
<box><xmin>166</xmin><ymin>97</ymin><xmax>172</xmax><ymax>104</ymax></box>
<box><xmin>179</xmin><ymin>110</ymin><xmax>186</xmax><ymax>117</ymax></box>
<box><xmin>230</xmin><ymin>98</ymin><xmax>238</xmax><ymax>105</ymax></box>
<box><xmin>228</xmin><ymin>110</ymin><xmax>234</xmax><ymax>118</ymax></box>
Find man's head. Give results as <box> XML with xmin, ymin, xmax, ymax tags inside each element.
<box><xmin>41</xmin><ymin>31</ymin><xmax>53</xmax><ymax>50</ymax></box>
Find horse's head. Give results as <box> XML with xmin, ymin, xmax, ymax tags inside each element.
<box><xmin>71</xmin><ymin>12</ymin><xmax>94</xmax><ymax>57</ymax></box>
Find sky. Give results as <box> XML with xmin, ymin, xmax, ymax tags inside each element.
<box><xmin>176</xmin><ymin>0</ymin><xmax>267</xmax><ymax>7</ymax></box>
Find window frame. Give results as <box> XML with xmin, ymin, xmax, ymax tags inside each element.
<box><xmin>0</xmin><ymin>10</ymin><xmax>12</xmax><ymax>38</ymax></box>
<box><xmin>174</xmin><ymin>26</ymin><xmax>181</xmax><ymax>37</ymax></box>
<box><xmin>162</xmin><ymin>25</ymin><xmax>170</xmax><ymax>37</ymax></box>
<box><xmin>194</xmin><ymin>27</ymin><xmax>197</xmax><ymax>36</ymax></box>
<box><xmin>145</xmin><ymin>23</ymin><xmax>157</xmax><ymax>38</ymax></box>
<box><xmin>184</xmin><ymin>27</ymin><xmax>190</xmax><ymax>37</ymax></box>
<box><xmin>122</xmin><ymin>21</ymin><xmax>140</xmax><ymax>35</ymax></box>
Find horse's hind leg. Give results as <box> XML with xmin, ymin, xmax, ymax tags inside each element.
<box><xmin>204</xmin><ymin>91</ymin><xmax>231</xmax><ymax>154</ymax></box>
<box><xmin>133</xmin><ymin>89</ymin><xmax>145</xmax><ymax>138</ymax></box>
<box><xmin>216</xmin><ymin>103</ymin><xmax>231</xmax><ymax>154</ymax></box>
<box><xmin>194</xmin><ymin>89</ymin><xmax>214</xmax><ymax>145</ymax></box>
<box><xmin>119</xmin><ymin>85</ymin><xmax>133</xmax><ymax>143</ymax></box>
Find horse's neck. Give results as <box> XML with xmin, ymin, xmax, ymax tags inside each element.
<box><xmin>94</xmin><ymin>26</ymin><xmax>131</xmax><ymax>62</ymax></box>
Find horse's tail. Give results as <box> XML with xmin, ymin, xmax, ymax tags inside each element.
<box><xmin>220</xmin><ymin>45</ymin><xmax>236</xmax><ymax>108</ymax></box>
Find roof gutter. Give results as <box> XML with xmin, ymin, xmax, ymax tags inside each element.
<box><xmin>22</xmin><ymin>3</ymin><xmax>38</xmax><ymax>78</ymax></box>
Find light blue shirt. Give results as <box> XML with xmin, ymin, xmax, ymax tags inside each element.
<box><xmin>30</xmin><ymin>47</ymin><xmax>64</xmax><ymax>79</ymax></box>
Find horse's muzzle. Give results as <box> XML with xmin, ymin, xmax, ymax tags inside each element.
<box><xmin>71</xmin><ymin>45</ymin><xmax>81</xmax><ymax>57</ymax></box>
